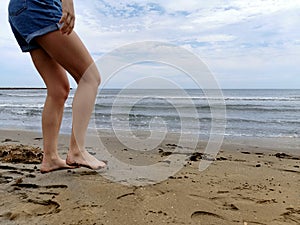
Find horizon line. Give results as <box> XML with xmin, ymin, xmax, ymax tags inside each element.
<box><xmin>0</xmin><ymin>87</ymin><xmax>300</xmax><ymax>90</ymax></box>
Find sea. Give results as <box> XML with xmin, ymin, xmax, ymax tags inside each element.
<box><xmin>0</xmin><ymin>88</ymin><xmax>300</xmax><ymax>140</ymax></box>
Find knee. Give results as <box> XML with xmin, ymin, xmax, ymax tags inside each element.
<box><xmin>47</xmin><ymin>83</ymin><xmax>70</xmax><ymax>104</ymax></box>
<box><xmin>78</xmin><ymin>67</ymin><xmax>101</xmax><ymax>88</ymax></box>
<box><xmin>90</xmin><ymin>66</ymin><xmax>101</xmax><ymax>87</ymax></box>
<box><xmin>94</xmin><ymin>73</ymin><xmax>101</xmax><ymax>87</ymax></box>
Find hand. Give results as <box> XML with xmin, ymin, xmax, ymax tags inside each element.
<box><xmin>59</xmin><ymin>0</ymin><xmax>75</xmax><ymax>35</ymax></box>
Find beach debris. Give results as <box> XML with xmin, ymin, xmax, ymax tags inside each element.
<box><xmin>274</xmin><ymin>152</ymin><xmax>300</xmax><ymax>160</ymax></box>
<box><xmin>25</xmin><ymin>174</ymin><xmax>36</xmax><ymax>178</ymax></box>
<box><xmin>12</xmin><ymin>183</ymin><xmax>40</xmax><ymax>189</ymax></box>
<box><xmin>275</xmin><ymin>152</ymin><xmax>291</xmax><ymax>158</ymax></box>
<box><xmin>216</xmin><ymin>156</ymin><xmax>228</xmax><ymax>161</ymax></box>
<box><xmin>33</xmin><ymin>137</ymin><xmax>43</xmax><ymax>140</ymax></box>
<box><xmin>14</xmin><ymin>178</ymin><xmax>23</xmax><ymax>185</ymax></box>
<box><xmin>256</xmin><ymin>199</ymin><xmax>277</xmax><ymax>204</ymax></box>
<box><xmin>1</xmin><ymin>138</ymin><xmax>12</xmax><ymax>142</ymax></box>
<box><xmin>255</xmin><ymin>152</ymin><xmax>265</xmax><ymax>155</ymax></box>
<box><xmin>189</xmin><ymin>152</ymin><xmax>215</xmax><ymax>162</ymax></box>
<box><xmin>223</xmin><ymin>202</ymin><xmax>239</xmax><ymax>210</ymax></box>
<box><xmin>116</xmin><ymin>192</ymin><xmax>135</xmax><ymax>200</ymax></box>
<box><xmin>146</xmin><ymin>210</ymin><xmax>168</xmax><ymax>216</ymax></box>
<box><xmin>0</xmin><ymin>144</ymin><xmax>43</xmax><ymax>164</ymax></box>
<box><xmin>1</xmin><ymin>138</ymin><xmax>20</xmax><ymax>143</ymax></box>
<box><xmin>241</xmin><ymin>151</ymin><xmax>251</xmax><ymax>154</ymax></box>
<box><xmin>158</xmin><ymin>148</ymin><xmax>174</xmax><ymax>157</ymax></box>
<box><xmin>191</xmin><ymin>210</ymin><xmax>225</xmax><ymax>221</ymax></box>
<box><xmin>217</xmin><ymin>190</ymin><xmax>230</xmax><ymax>194</ymax></box>
<box><xmin>165</xmin><ymin>143</ymin><xmax>183</xmax><ymax>149</ymax></box>
<box><xmin>280</xmin><ymin>208</ymin><xmax>300</xmax><ymax>223</ymax></box>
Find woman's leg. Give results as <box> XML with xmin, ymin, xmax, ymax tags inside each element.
<box><xmin>35</xmin><ymin>30</ymin><xmax>106</xmax><ymax>169</ymax></box>
<box><xmin>30</xmin><ymin>48</ymin><xmax>74</xmax><ymax>173</ymax></box>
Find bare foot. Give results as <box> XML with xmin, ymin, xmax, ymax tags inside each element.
<box><xmin>40</xmin><ymin>158</ymin><xmax>76</xmax><ymax>174</ymax></box>
<box><xmin>66</xmin><ymin>150</ymin><xmax>107</xmax><ymax>170</ymax></box>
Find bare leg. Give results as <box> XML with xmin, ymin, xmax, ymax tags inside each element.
<box><xmin>30</xmin><ymin>48</ymin><xmax>74</xmax><ymax>173</ymax></box>
<box><xmin>68</xmin><ymin>64</ymin><xmax>107</xmax><ymax>169</ymax></box>
<box><xmin>35</xmin><ymin>31</ymin><xmax>106</xmax><ymax>170</ymax></box>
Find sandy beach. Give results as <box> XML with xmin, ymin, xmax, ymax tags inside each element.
<box><xmin>0</xmin><ymin>129</ymin><xmax>299</xmax><ymax>225</ymax></box>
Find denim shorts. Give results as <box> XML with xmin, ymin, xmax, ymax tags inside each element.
<box><xmin>8</xmin><ymin>0</ymin><xmax>62</xmax><ymax>52</ymax></box>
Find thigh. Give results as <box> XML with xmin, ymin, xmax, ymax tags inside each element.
<box><xmin>35</xmin><ymin>30</ymin><xmax>95</xmax><ymax>83</ymax></box>
<box><xmin>8</xmin><ymin>0</ymin><xmax>62</xmax><ymax>52</ymax></box>
<box><xmin>30</xmin><ymin>48</ymin><xmax>70</xmax><ymax>97</ymax></box>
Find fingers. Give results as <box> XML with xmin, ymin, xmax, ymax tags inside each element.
<box><xmin>59</xmin><ymin>12</ymin><xmax>75</xmax><ymax>35</ymax></box>
<box><xmin>59</xmin><ymin>0</ymin><xmax>75</xmax><ymax>35</ymax></box>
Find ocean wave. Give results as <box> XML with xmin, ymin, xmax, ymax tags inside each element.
<box><xmin>1</xmin><ymin>89</ymin><xmax>300</xmax><ymax>139</ymax></box>
<box><xmin>0</xmin><ymin>93</ymin><xmax>47</xmax><ymax>97</ymax></box>
<box><xmin>95</xmin><ymin>103</ymin><xmax>211</xmax><ymax>109</ymax></box>
<box><xmin>0</xmin><ymin>103</ymin><xmax>44</xmax><ymax>108</ymax></box>
<box><xmin>96</xmin><ymin>94</ymin><xmax>300</xmax><ymax>101</ymax></box>
<box><xmin>226</xmin><ymin>117</ymin><xmax>300</xmax><ymax>125</ymax></box>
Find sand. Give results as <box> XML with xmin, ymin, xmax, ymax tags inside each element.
<box><xmin>0</xmin><ymin>129</ymin><xmax>299</xmax><ymax>225</ymax></box>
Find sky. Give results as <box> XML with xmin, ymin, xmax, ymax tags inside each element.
<box><xmin>0</xmin><ymin>0</ymin><xmax>300</xmax><ymax>89</ymax></box>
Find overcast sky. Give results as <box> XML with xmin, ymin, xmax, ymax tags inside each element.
<box><xmin>1</xmin><ymin>0</ymin><xmax>300</xmax><ymax>89</ymax></box>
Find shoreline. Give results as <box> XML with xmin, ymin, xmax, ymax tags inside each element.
<box><xmin>1</xmin><ymin>128</ymin><xmax>299</xmax><ymax>154</ymax></box>
<box><xmin>0</xmin><ymin>129</ymin><xmax>299</xmax><ymax>225</ymax></box>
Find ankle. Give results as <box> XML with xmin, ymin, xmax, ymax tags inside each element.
<box><xmin>42</xmin><ymin>153</ymin><xmax>60</xmax><ymax>161</ymax></box>
<box><xmin>69</xmin><ymin>144</ymin><xmax>86</xmax><ymax>154</ymax></box>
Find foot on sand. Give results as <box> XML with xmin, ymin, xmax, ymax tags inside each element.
<box><xmin>40</xmin><ymin>158</ymin><xmax>76</xmax><ymax>174</ymax></box>
<box><xmin>66</xmin><ymin>150</ymin><xmax>107</xmax><ymax>170</ymax></box>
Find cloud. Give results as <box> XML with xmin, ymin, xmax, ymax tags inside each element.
<box><xmin>1</xmin><ymin>0</ymin><xmax>300</xmax><ymax>88</ymax></box>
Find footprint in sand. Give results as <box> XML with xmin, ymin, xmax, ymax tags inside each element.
<box><xmin>0</xmin><ymin>175</ymin><xmax>14</xmax><ymax>184</ymax></box>
<box><xmin>280</xmin><ymin>208</ymin><xmax>300</xmax><ymax>224</ymax></box>
<box><xmin>27</xmin><ymin>199</ymin><xmax>60</xmax><ymax>215</ymax></box>
<box><xmin>1</xmin><ymin>199</ymin><xmax>60</xmax><ymax>221</ymax></box>
<box><xmin>191</xmin><ymin>211</ymin><xmax>227</xmax><ymax>224</ymax></box>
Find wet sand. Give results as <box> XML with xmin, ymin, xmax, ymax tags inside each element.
<box><xmin>0</xmin><ymin>129</ymin><xmax>299</xmax><ymax>225</ymax></box>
